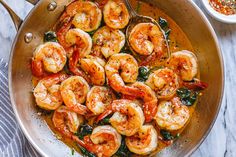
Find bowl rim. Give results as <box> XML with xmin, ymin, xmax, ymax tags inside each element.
<box><xmin>8</xmin><ymin>0</ymin><xmax>225</xmax><ymax>157</ymax></box>
<box><xmin>201</xmin><ymin>0</ymin><xmax>236</xmax><ymax>24</ymax></box>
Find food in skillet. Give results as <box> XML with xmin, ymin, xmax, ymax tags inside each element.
<box><xmin>31</xmin><ymin>0</ymin><xmax>208</xmax><ymax>156</ymax></box>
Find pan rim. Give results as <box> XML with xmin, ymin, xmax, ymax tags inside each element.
<box><xmin>7</xmin><ymin>0</ymin><xmax>225</xmax><ymax>157</ymax></box>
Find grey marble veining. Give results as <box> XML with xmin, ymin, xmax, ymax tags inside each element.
<box><xmin>0</xmin><ymin>0</ymin><xmax>235</xmax><ymax>157</ymax></box>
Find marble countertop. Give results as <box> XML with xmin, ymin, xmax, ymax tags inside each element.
<box><xmin>0</xmin><ymin>0</ymin><xmax>235</xmax><ymax>156</ymax></box>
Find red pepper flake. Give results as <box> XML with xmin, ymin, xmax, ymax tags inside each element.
<box><xmin>209</xmin><ymin>0</ymin><xmax>236</xmax><ymax>15</ymax></box>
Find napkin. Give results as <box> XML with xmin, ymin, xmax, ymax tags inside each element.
<box><xmin>0</xmin><ymin>59</ymin><xmax>41</xmax><ymax>157</ymax></box>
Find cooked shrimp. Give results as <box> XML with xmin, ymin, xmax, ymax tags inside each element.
<box><xmin>92</xmin><ymin>26</ymin><xmax>125</xmax><ymax>58</ymax></box>
<box><xmin>166</xmin><ymin>50</ymin><xmax>198</xmax><ymax>81</ymax></box>
<box><xmin>146</xmin><ymin>68</ymin><xmax>179</xmax><ymax>99</ymax></box>
<box><xmin>86</xmin><ymin>86</ymin><xmax>115</xmax><ymax>115</ymax></box>
<box><xmin>103</xmin><ymin>0</ymin><xmax>130</xmax><ymax>29</ymax></box>
<box><xmin>80</xmin><ymin>58</ymin><xmax>105</xmax><ymax>86</ymax></box>
<box><xmin>126</xmin><ymin>124</ymin><xmax>158</xmax><ymax>155</ymax></box>
<box><xmin>52</xmin><ymin>106</ymin><xmax>84</xmax><ymax>137</ymax></box>
<box><xmin>60</xmin><ymin>76</ymin><xmax>90</xmax><ymax>115</ymax></box>
<box><xmin>129</xmin><ymin>23</ymin><xmax>165</xmax><ymax>56</ymax></box>
<box><xmin>65</xmin><ymin>28</ymin><xmax>92</xmax><ymax>57</ymax></box>
<box><xmin>105</xmin><ymin>53</ymin><xmax>144</xmax><ymax>96</ymax></box>
<box><xmin>59</xmin><ymin>1</ymin><xmax>102</xmax><ymax>32</ymax></box>
<box><xmin>33</xmin><ymin>73</ymin><xmax>67</xmax><ymax>110</ymax></box>
<box><xmin>31</xmin><ymin>42</ymin><xmax>67</xmax><ymax>77</ymax></box>
<box><xmin>98</xmin><ymin>99</ymin><xmax>145</xmax><ymax>136</ymax></box>
<box><xmin>155</xmin><ymin>97</ymin><xmax>190</xmax><ymax>131</ymax></box>
<box><xmin>131</xmin><ymin>82</ymin><xmax>158</xmax><ymax>123</ymax></box>
<box><xmin>82</xmin><ymin>125</ymin><xmax>121</xmax><ymax>157</ymax></box>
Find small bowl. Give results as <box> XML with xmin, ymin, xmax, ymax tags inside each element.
<box><xmin>201</xmin><ymin>0</ymin><xmax>236</xmax><ymax>23</ymax></box>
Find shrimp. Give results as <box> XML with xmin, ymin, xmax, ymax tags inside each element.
<box><xmin>105</xmin><ymin>53</ymin><xmax>144</xmax><ymax>96</ymax></box>
<box><xmin>31</xmin><ymin>42</ymin><xmax>67</xmax><ymax>77</ymax></box>
<box><xmin>129</xmin><ymin>23</ymin><xmax>165</xmax><ymax>56</ymax></box>
<box><xmin>155</xmin><ymin>97</ymin><xmax>190</xmax><ymax>131</ymax></box>
<box><xmin>80</xmin><ymin>57</ymin><xmax>105</xmax><ymax>86</ymax></box>
<box><xmin>33</xmin><ymin>73</ymin><xmax>67</xmax><ymax>110</ymax></box>
<box><xmin>126</xmin><ymin>124</ymin><xmax>158</xmax><ymax>155</ymax></box>
<box><xmin>59</xmin><ymin>1</ymin><xmax>102</xmax><ymax>32</ymax></box>
<box><xmin>82</xmin><ymin>125</ymin><xmax>121</xmax><ymax>157</ymax></box>
<box><xmin>146</xmin><ymin>68</ymin><xmax>179</xmax><ymax>99</ymax></box>
<box><xmin>92</xmin><ymin>26</ymin><xmax>125</xmax><ymax>58</ymax></box>
<box><xmin>103</xmin><ymin>0</ymin><xmax>130</xmax><ymax>29</ymax></box>
<box><xmin>60</xmin><ymin>76</ymin><xmax>90</xmax><ymax>115</ymax></box>
<box><xmin>52</xmin><ymin>106</ymin><xmax>84</xmax><ymax>137</ymax></box>
<box><xmin>131</xmin><ymin>82</ymin><xmax>158</xmax><ymax>123</ymax></box>
<box><xmin>65</xmin><ymin>28</ymin><xmax>92</xmax><ymax>57</ymax></box>
<box><xmin>166</xmin><ymin>50</ymin><xmax>198</xmax><ymax>81</ymax></box>
<box><xmin>86</xmin><ymin>86</ymin><xmax>115</xmax><ymax>115</ymax></box>
<box><xmin>98</xmin><ymin>99</ymin><xmax>145</xmax><ymax>136</ymax></box>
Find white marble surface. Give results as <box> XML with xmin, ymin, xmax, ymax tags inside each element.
<box><xmin>0</xmin><ymin>0</ymin><xmax>235</xmax><ymax>156</ymax></box>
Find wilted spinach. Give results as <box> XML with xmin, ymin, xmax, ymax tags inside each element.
<box><xmin>77</xmin><ymin>124</ymin><xmax>93</xmax><ymax>140</ymax></box>
<box><xmin>176</xmin><ymin>88</ymin><xmax>197</xmax><ymax>106</ymax></box>
<box><xmin>137</xmin><ymin>66</ymin><xmax>150</xmax><ymax>82</ymax></box>
<box><xmin>77</xmin><ymin>145</ymin><xmax>96</xmax><ymax>157</ymax></box>
<box><xmin>158</xmin><ymin>17</ymin><xmax>171</xmax><ymax>40</ymax></box>
<box><xmin>44</xmin><ymin>31</ymin><xmax>57</xmax><ymax>42</ymax></box>
<box><xmin>160</xmin><ymin>130</ymin><xmax>180</xmax><ymax>141</ymax></box>
<box><xmin>115</xmin><ymin>137</ymin><xmax>132</xmax><ymax>157</ymax></box>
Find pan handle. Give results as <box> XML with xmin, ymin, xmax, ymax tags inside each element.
<box><xmin>0</xmin><ymin>0</ymin><xmax>22</xmax><ymax>31</ymax></box>
<box><xmin>0</xmin><ymin>0</ymin><xmax>39</xmax><ymax>30</ymax></box>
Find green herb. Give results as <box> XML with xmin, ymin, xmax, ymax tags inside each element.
<box><xmin>158</xmin><ymin>17</ymin><xmax>171</xmax><ymax>40</ymax></box>
<box><xmin>115</xmin><ymin>137</ymin><xmax>132</xmax><ymax>157</ymax></box>
<box><xmin>71</xmin><ymin>149</ymin><xmax>75</xmax><ymax>155</ymax></box>
<box><xmin>78</xmin><ymin>145</ymin><xmax>96</xmax><ymax>157</ymax></box>
<box><xmin>137</xmin><ymin>66</ymin><xmax>150</xmax><ymax>82</ymax></box>
<box><xmin>160</xmin><ymin>130</ymin><xmax>180</xmax><ymax>141</ymax></box>
<box><xmin>77</xmin><ymin>124</ymin><xmax>93</xmax><ymax>140</ymax></box>
<box><xmin>44</xmin><ymin>31</ymin><xmax>57</xmax><ymax>42</ymax></box>
<box><xmin>98</xmin><ymin>117</ymin><xmax>110</xmax><ymax>125</ymax></box>
<box><xmin>176</xmin><ymin>88</ymin><xmax>197</xmax><ymax>106</ymax></box>
<box><xmin>88</xmin><ymin>30</ymin><xmax>96</xmax><ymax>36</ymax></box>
<box><xmin>135</xmin><ymin>1</ymin><xmax>142</xmax><ymax>13</ymax></box>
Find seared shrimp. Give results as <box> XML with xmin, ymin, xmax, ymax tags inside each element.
<box><xmin>146</xmin><ymin>68</ymin><xmax>179</xmax><ymax>99</ymax></box>
<box><xmin>103</xmin><ymin>0</ymin><xmax>130</xmax><ymax>29</ymax></box>
<box><xmin>129</xmin><ymin>23</ymin><xmax>165</xmax><ymax>56</ymax></box>
<box><xmin>155</xmin><ymin>97</ymin><xmax>190</xmax><ymax>131</ymax></box>
<box><xmin>86</xmin><ymin>86</ymin><xmax>115</xmax><ymax>115</ymax></box>
<box><xmin>60</xmin><ymin>76</ymin><xmax>90</xmax><ymax>115</ymax></box>
<box><xmin>52</xmin><ymin>106</ymin><xmax>84</xmax><ymax>136</ymax></box>
<box><xmin>59</xmin><ymin>1</ymin><xmax>102</xmax><ymax>32</ymax></box>
<box><xmin>105</xmin><ymin>53</ymin><xmax>143</xmax><ymax>96</ymax></box>
<box><xmin>166</xmin><ymin>50</ymin><xmax>198</xmax><ymax>81</ymax></box>
<box><xmin>82</xmin><ymin>125</ymin><xmax>121</xmax><ymax>157</ymax></box>
<box><xmin>92</xmin><ymin>26</ymin><xmax>125</xmax><ymax>58</ymax></box>
<box><xmin>80</xmin><ymin>57</ymin><xmax>105</xmax><ymax>86</ymax></box>
<box><xmin>66</xmin><ymin>28</ymin><xmax>92</xmax><ymax>57</ymax></box>
<box><xmin>126</xmin><ymin>124</ymin><xmax>158</xmax><ymax>155</ymax></box>
<box><xmin>31</xmin><ymin>42</ymin><xmax>67</xmax><ymax>77</ymax></box>
<box><xmin>33</xmin><ymin>73</ymin><xmax>67</xmax><ymax>110</ymax></box>
<box><xmin>98</xmin><ymin>99</ymin><xmax>145</xmax><ymax>136</ymax></box>
<box><xmin>131</xmin><ymin>82</ymin><xmax>158</xmax><ymax>123</ymax></box>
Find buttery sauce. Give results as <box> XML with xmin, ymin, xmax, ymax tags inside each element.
<box><xmin>40</xmin><ymin>0</ymin><xmax>197</xmax><ymax>156</ymax></box>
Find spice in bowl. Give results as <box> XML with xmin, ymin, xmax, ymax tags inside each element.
<box><xmin>209</xmin><ymin>0</ymin><xmax>236</xmax><ymax>15</ymax></box>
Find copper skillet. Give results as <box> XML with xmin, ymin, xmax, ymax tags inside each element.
<box><xmin>0</xmin><ymin>0</ymin><xmax>224</xmax><ymax>156</ymax></box>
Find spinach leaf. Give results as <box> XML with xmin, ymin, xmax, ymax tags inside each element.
<box><xmin>77</xmin><ymin>124</ymin><xmax>93</xmax><ymax>140</ymax></box>
<box><xmin>115</xmin><ymin>137</ymin><xmax>132</xmax><ymax>157</ymax></box>
<box><xmin>158</xmin><ymin>17</ymin><xmax>171</xmax><ymax>40</ymax></box>
<box><xmin>176</xmin><ymin>88</ymin><xmax>197</xmax><ymax>106</ymax></box>
<box><xmin>137</xmin><ymin>66</ymin><xmax>150</xmax><ymax>82</ymax></box>
<box><xmin>78</xmin><ymin>145</ymin><xmax>96</xmax><ymax>157</ymax></box>
<box><xmin>44</xmin><ymin>31</ymin><xmax>57</xmax><ymax>42</ymax></box>
<box><xmin>160</xmin><ymin>130</ymin><xmax>180</xmax><ymax>141</ymax></box>
<box><xmin>98</xmin><ymin>117</ymin><xmax>110</xmax><ymax>125</ymax></box>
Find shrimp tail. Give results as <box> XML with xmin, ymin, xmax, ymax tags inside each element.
<box><xmin>67</xmin><ymin>104</ymin><xmax>88</xmax><ymax>115</ymax></box>
<box><xmin>143</xmin><ymin>101</ymin><xmax>158</xmax><ymax>123</ymax></box>
<box><xmin>139</xmin><ymin>51</ymin><xmax>163</xmax><ymax>66</ymax></box>
<box><xmin>96</xmin><ymin>109</ymin><xmax>112</xmax><ymax>123</ymax></box>
<box><xmin>31</xmin><ymin>59</ymin><xmax>47</xmax><ymax>77</ymax></box>
<box><xmin>183</xmin><ymin>81</ymin><xmax>208</xmax><ymax>91</ymax></box>
<box><xmin>69</xmin><ymin>49</ymin><xmax>91</xmax><ymax>83</ymax></box>
<box><xmin>57</xmin><ymin>19</ymin><xmax>72</xmax><ymax>49</ymax></box>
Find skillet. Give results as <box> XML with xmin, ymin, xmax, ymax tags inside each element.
<box><xmin>0</xmin><ymin>0</ymin><xmax>224</xmax><ymax>156</ymax></box>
